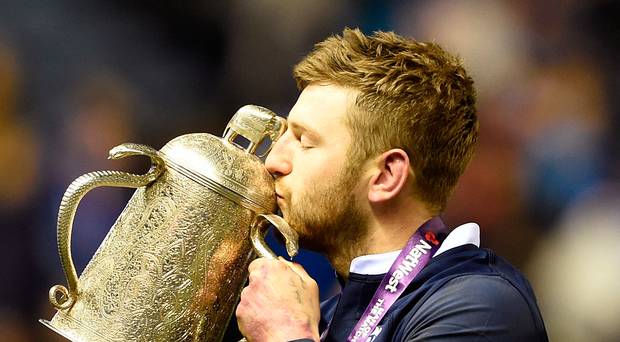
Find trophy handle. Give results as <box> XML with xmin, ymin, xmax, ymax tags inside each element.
<box><xmin>240</xmin><ymin>215</ymin><xmax>298</xmax><ymax>342</ymax></box>
<box><xmin>250</xmin><ymin>213</ymin><xmax>299</xmax><ymax>259</ymax></box>
<box><xmin>48</xmin><ymin>143</ymin><xmax>165</xmax><ymax>310</ymax></box>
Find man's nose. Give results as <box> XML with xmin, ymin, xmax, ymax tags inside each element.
<box><xmin>265</xmin><ymin>134</ymin><xmax>292</xmax><ymax>177</ymax></box>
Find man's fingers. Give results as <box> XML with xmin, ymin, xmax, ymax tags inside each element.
<box><xmin>248</xmin><ymin>257</ymin><xmax>268</xmax><ymax>273</ymax></box>
<box><xmin>250</xmin><ymin>256</ymin><xmax>312</xmax><ymax>285</ymax></box>
<box><xmin>278</xmin><ymin>257</ymin><xmax>312</xmax><ymax>281</ymax></box>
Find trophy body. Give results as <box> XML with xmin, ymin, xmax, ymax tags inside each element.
<box><xmin>41</xmin><ymin>106</ymin><xmax>297</xmax><ymax>341</ymax></box>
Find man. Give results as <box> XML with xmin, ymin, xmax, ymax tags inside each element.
<box><xmin>235</xmin><ymin>28</ymin><xmax>547</xmax><ymax>341</ymax></box>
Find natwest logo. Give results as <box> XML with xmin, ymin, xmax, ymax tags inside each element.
<box><xmin>384</xmin><ymin>239</ymin><xmax>432</xmax><ymax>293</ymax></box>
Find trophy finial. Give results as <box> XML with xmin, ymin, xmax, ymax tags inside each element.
<box><xmin>223</xmin><ymin>105</ymin><xmax>287</xmax><ymax>156</ymax></box>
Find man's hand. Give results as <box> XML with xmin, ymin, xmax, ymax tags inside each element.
<box><xmin>236</xmin><ymin>257</ymin><xmax>321</xmax><ymax>342</ymax></box>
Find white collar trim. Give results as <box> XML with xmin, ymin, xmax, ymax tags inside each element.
<box><xmin>349</xmin><ymin>222</ymin><xmax>480</xmax><ymax>275</ymax></box>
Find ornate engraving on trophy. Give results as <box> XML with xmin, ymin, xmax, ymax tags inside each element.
<box><xmin>41</xmin><ymin>106</ymin><xmax>296</xmax><ymax>341</ymax></box>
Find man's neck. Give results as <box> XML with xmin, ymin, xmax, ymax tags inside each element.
<box><xmin>327</xmin><ymin>212</ymin><xmax>433</xmax><ymax>279</ymax></box>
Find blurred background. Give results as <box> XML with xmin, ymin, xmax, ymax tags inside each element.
<box><xmin>0</xmin><ymin>0</ymin><xmax>618</xmax><ymax>341</ymax></box>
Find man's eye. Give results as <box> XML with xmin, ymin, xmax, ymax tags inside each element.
<box><xmin>300</xmin><ymin>136</ymin><xmax>313</xmax><ymax>149</ymax></box>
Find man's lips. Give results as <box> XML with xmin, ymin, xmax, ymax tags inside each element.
<box><xmin>275</xmin><ymin>185</ymin><xmax>287</xmax><ymax>199</ymax></box>
<box><xmin>274</xmin><ymin>195</ymin><xmax>287</xmax><ymax>218</ymax></box>
<box><xmin>275</xmin><ymin>191</ymin><xmax>287</xmax><ymax>207</ymax></box>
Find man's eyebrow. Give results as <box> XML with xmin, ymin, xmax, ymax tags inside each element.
<box><xmin>288</xmin><ymin>121</ymin><xmax>321</xmax><ymax>140</ymax></box>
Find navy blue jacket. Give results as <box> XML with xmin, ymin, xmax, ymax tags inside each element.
<box><xmin>319</xmin><ymin>245</ymin><xmax>548</xmax><ymax>341</ymax></box>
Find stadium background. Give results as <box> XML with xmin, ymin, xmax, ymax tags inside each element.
<box><xmin>0</xmin><ymin>1</ymin><xmax>618</xmax><ymax>340</ymax></box>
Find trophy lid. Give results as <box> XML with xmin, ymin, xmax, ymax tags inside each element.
<box><xmin>158</xmin><ymin>105</ymin><xmax>286</xmax><ymax>213</ymax></box>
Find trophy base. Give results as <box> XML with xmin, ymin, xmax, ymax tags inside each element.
<box><xmin>39</xmin><ymin>319</ymin><xmax>78</xmax><ymax>342</ymax></box>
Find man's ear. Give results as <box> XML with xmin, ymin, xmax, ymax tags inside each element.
<box><xmin>368</xmin><ymin>149</ymin><xmax>411</xmax><ymax>203</ymax></box>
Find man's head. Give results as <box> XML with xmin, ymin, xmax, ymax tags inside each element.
<box><xmin>266</xmin><ymin>28</ymin><xmax>477</xmax><ymax>255</ymax></box>
<box><xmin>293</xmin><ymin>28</ymin><xmax>478</xmax><ymax>213</ymax></box>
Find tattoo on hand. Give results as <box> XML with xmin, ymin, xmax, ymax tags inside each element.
<box><xmin>289</xmin><ymin>278</ymin><xmax>303</xmax><ymax>304</ymax></box>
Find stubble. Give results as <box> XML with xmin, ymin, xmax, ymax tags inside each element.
<box><xmin>280</xmin><ymin>162</ymin><xmax>369</xmax><ymax>270</ymax></box>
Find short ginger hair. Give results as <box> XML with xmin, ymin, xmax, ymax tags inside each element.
<box><xmin>293</xmin><ymin>28</ymin><xmax>478</xmax><ymax>212</ymax></box>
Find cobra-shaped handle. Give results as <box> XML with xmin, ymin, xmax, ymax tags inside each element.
<box><xmin>48</xmin><ymin>143</ymin><xmax>165</xmax><ymax>310</ymax></box>
<box><xmin>250</xmin><ymin>213</ymin><xmax>299</xmax><ymax>259</ymax></box>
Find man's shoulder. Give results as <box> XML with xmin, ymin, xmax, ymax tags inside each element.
<box><xmin>398</xmin><ymin>246</ymin><xmax>540</xmax><ymax>318</ymax></box>
<box><xmin>417</xmin><ymin>273</ymin><xmax>540</xmax><ymax>318</ymax></box>
<box><xmin>391</xmin><ymin>248</ymin><xmax>548</xmax><ymax>341</ymax></box>
<box><xmin>420</xmin><ymin>245</ymin><xmax>537</xmax><ymax>297</ymax></box>
<box><xmin>395</xmin><ymin>273</ymin><xmax>547</xmax><ymax>341</ymax></box>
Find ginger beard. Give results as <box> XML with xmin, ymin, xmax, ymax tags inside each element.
<box><xmin>277</xmin><ymin>159</ymin><xmax>369</xmax><ymax>257</ymax></box>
